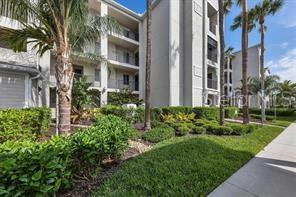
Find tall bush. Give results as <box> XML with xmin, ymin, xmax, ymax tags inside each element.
<box><xmin>71</xmin><ymin>115</ymin><xmax>133</xmax><ymax>167</ymax></box>
<box><xmin>0</xmin><ymin>107</ymin><xmax>51</xmax><ymax>142</ymax></box>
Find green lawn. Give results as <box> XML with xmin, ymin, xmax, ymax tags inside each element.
<box><xmin>92</xmin><ymin>126</ymin><xmax>283</xmax><ymax>196</ymax></box>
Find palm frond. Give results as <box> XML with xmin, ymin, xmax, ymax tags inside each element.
<box><xmin>0</xmin><ymin>23</ymin><xmax>53</xmax><ymax>55</ymax></box>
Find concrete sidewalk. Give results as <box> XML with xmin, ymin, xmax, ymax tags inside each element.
<box><xmin>209</xmin><ymin>123</ymin><xmax>296</xmax><ymax>197</ymax></box>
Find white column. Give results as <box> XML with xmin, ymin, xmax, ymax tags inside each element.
<box><xmin>100</xmin><ymin>2</ymin><xmax>108</xmax><ymax>106</ymax></box>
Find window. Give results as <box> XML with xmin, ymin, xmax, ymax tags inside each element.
<box><xmin>224</xmin><ymin>72</ymin><xmax>228</xmax><ymax>83</ymax></box>
<box><xmin>224</xmin><ymin>87</ymin><xmax>228</xmax><ymax>96</ymax></box>
<box><xmin>95</xmin><ymin>69</ymin><xmax>100</xmax><ymax>82</ymax></box>
<box><xmin>49</xmin><ymin>87</ymin><xmax>56</xmax><ymax>108</ymax></box>
<box><xmin>124</xmin><ymin>52</ymin><xmax>130</xmax><ymax>63</ymax></box>
<box><xmin>123</xmin><ymin>74</ymin><xmax>129</xmax><ymax>85</ymax></box>
<box><xmin>230</xmin><ymin>59</ymin><xmax>233</xmax><ymax>69</ymax></box>
<box><xmin>207</xmin><ymin>36</ymin><xmax>218</xmax><ymax>63</ymax></box>
<box><xmin>73</xmin><ymin>65</ymin><xmax>83</xmax><ymax>79</ymax></box>
<box><xmin>229</xmin><ymin>72</ymin><xmax>232</xmax><ymax>83</ymax></box>
<box><xmin>95</xmin><ymin>42</ymin><xmax>101</xmax><ymax>53</ymax></box>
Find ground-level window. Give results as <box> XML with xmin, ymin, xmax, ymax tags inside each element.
<box><xmin>49</xmin><ymin>87</ymin><xmax>56</xmax><ymax>108</ymax></box>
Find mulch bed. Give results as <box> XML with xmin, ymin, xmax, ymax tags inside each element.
<box><xmin>58</xmin><ymin>139</ymin><xmax>152</xmax><ymax>197</ymax></box>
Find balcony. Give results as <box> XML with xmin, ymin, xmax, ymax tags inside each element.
<box><xmin>0</xmin><ymin>47</ymin><xmax>37</xmax><ymax>66</ymax></box>
<box><xmin>121</xmin><ymin>28</ymin><xmax>139</xmax><ymax>42</ymax></box>
<box><xmin>108</xmin><ymin>79</ymin><xmax>138</xmax><ymax>92</ymax></box>
<box><xmin>108</xmin><ymin>51</ymin><xmax>139</xmax><ymax>70</ymax></box>
<box><xmin>208</xmin><ymin>78</ymin><xmax>218</xmax><ymax>90</ymax></box>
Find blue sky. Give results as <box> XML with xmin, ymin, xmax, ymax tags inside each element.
<box><xmin>116</xmin><ymin>0</ymin><xmax>296</xmax><ymax>82</ymax></box>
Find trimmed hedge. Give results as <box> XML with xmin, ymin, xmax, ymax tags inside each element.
<box><xmin>248</xmin><ymin>108</ymin><xmax>295</xmax><ymax>116</ymax></box>
<box><xmin>0</xmin><ymin>107</ymin><xmax>51</xmax><ymax>143</ymax></box>
<box><xmin>225</xmin><ymin>107</ymin><xmax>239</xmax><ymax>119</ymax></box>
<box><xmin>100</xmin><ymin>106</ymin><xmax>238</xmax><ymax>124</ymax></box>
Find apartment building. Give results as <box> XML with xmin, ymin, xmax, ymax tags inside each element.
<box><xmin>224</xmin><ymin>44</ymin><xmax>269</xmax><ymax>108</ymax></box>
<box><xmin>0</xmin><ymin>0</ymin><xmax>220</xmax><ymax>109</ymax></box>
<box><xmin>47</xmin><ymin>0</ymin><xmax>141</xmax><ymax>108</ymax></box>
<box><xmin>139</xmin><ymin>0</ymin><xmax>220</xmax><ymax>107</ymax></box>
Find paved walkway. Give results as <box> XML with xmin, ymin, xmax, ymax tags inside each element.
<box><xmin>209</xmin><ymin>123</ymin><xmax>296</xmax><ymax>197</ymax></box>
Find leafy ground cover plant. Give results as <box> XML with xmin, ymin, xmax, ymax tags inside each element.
<box><xmin>0</xmin><ymin>136</ymin><xmax>73</xmax><ymax>196</ymax></box>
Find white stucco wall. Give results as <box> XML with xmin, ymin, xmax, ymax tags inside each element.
<box><xmin>140</xmin><ymin>0</ymin><xmax>170</xmax><ymax>107</ymax></box>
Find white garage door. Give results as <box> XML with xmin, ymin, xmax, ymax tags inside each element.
<box><xmin>0</xmin><ymin>71</ymin><xmax>26</xmax><ymax>109</ymax></box>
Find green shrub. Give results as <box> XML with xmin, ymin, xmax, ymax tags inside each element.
<box><xmin>211</xmin><ymin>126</ymin><xmax>233</xmax><ymax>135</ymax></box>
<box><xmin>225</xmin><ymin>123</ymin><xmax>247</xmax><ymax>135</ymax></box>
<box><xmin>161</xmin><ymin>106</ymin><xmax>193</xmax><ymax>115</ymax></box>
<box><xmin>100</xmin><ymin>105</ymin><xmax>134</xmax><ymax>123</ymax></box>
<box><xmin>250</xmin><ymin>114</ymin><xmax>273</xmax><ymax>121</ymax></box>
<box><xmin>225</xmin><ymin>107</ymin><xmax>239</xmax><ymax>119</ymax></box>
<box><xmin>151</xmin><ymin>108</ymin><xmax>162</xmax><ymax>121</ymax></box>
<box><xmin>134</xmin><ymin>107</ymin><xmax>145</xmax><ymax>123</ymax></box>
<box><xmin>71</xmin><ymin>115</ymin><xmax>133</xmax><ymax>167</ymax></box>
<box><xmin>193</xmin><ymin>107</ymin><xmax>219</xmax><ymax>120</ymax></box>
<box><xmin>244</xmin><ymin>124</ymin><xmax>257</xmax><ymax>133</ymax></box>
<box><xmin>192</xmin><ymin>126</ymin><xmax>206</xmax><ymax>134</ymax></box>
<box><xmin>0</xmin><ymin>137</ymin><xmax>73</xmax><ymax>196</ymax></box>
<box><xmin>176</xmin><ymin>126</ymin><xmax>191</xmax><ymax>136</ymax></box>
<box><xmin>100</xmin><ymin>105</ymin><xmax>145</xmax><ymax>124</ymax></box>
<box><xmin>0</xmin><ymin>107</ymin><xmax>51</xmax><ymax>142</ymax></box>
<box><xmin>151</xmin><ymin>121</ymin><xmax>170</xmax><ymax>129</ymax></box>
<box><xmin>142</xmin><ymin>127</ymin><xmax>175</xmax><ymax>143</ymax></box>
<box><xmin>194</xmin><ymin>119</ymin><xmax>211</xmax><ymax>127</ymax></box>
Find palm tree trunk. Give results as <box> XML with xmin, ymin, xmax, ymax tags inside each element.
<box><xmin>219</xmin><ymin>0</ymin><xmax>225</xmax><ymax>126</ymax></box>
<box><xmin>144</xmin><ymin>0</ymin><xmax>152</xmax><ymax>130</ymax></box>
<box><xmin>260</xmin><ymin>18</ymin><xmax>265</xmax><ymax>124</ymax></box>
<box><xmin>55</xmin><ymin>47</ymin><xmax>74</xmax><ymax>134</ymax></box>
<box><xmin>242</xmin><ymin>0</ymin><xmax>249</xmax><ymax>124</ymax></box>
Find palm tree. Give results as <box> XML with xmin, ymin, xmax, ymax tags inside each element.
<box><xmin>248</xmin><ymin>75</ymin><xmax>280</xmax><ymax>95</ymax></box>
<box><xmin>0</xmin><ymin>0</ymin><xmax>119</xmax><ymax>134</ymax></box>
<box><xmin>218</xmin><ymin>0</ymin><xmax>226</xmax><ymax>126</ymax></box>
<box><xmin>144</xmin><ymin>0</ymin><xmax>152</xmax><ymax>130</ymax></box>
<box><xmin>278</xmin><ymin>80</ymin><xmax>296</xmax><ymax>107</ymax></box>
<box><xmin>241</xmin><ymin>0</ymin><xmax>250</xmax><ymax>124</ymax></box>
<box><xmin>249</xmin><ymin>0</ymin><xmax>283</xmax><ymax>123</ymax></box>
<box><xmin>230</xmin><ymin>0</ymin><xmax>250</xmax><ymax>124</ymax></box>
<box><xmin>218</xmin><ymin>1</ymin><xmax>234</xmax><ymax>126</ymax></box>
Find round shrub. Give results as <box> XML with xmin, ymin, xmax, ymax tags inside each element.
<box><xmin>176</xmin><ymin>126</ymin><xmax>191</xmax><ymax>136</ymax></box>
<box><xmin>71</xmin><ymin>115</ymin><xmax>134</xmax><ymax>167</ymax></box>
<box><xmin>0</xmin><ymin>137</ymin><xmax>73</xmax><ymax>196</ymax></box>
<box><xmin>226</xmin><ymin>123</ymin><xmax>247</xmax><ymax>135</ymax></box>
<box><xmin>142</xmin><ymin>127</ymin><xmax>175</xmax><ymax>143</ymax></box>
<box><xmin>211</xmin><ymin>126</ymin><xmax>233</xmax><ymax>135</ymax></box>
<box><xmin>192</xmin><ymin>126</ymin><xmax>206</xmax><ymax>134</ymax></box>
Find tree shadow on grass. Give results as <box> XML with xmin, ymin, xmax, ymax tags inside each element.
<box><xmin>94</xmin><ymin>137</ymin><xmax>255</xmax><ymax>196</ymax></box>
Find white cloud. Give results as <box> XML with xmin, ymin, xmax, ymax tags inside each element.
<box><xmin>268</xmin><ymin>48</ymin><xmax>296</xmax><ymax>82</ymax></box>
<box><xmin>281</xmin><ymin>42</ymin><xmax>289</xmax><ymax>49</ymax></box>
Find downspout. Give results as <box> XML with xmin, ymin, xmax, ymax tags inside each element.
<box><xmin>29</xmin><ymin>54</ymin><xmax>42</xmax><ymax>107</ymax></box>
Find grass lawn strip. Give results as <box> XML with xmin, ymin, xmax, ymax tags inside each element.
<box><xmin>92</xmin><ymin>126</ymin><xmax>283</xmax><ymax>196</ymax></box>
